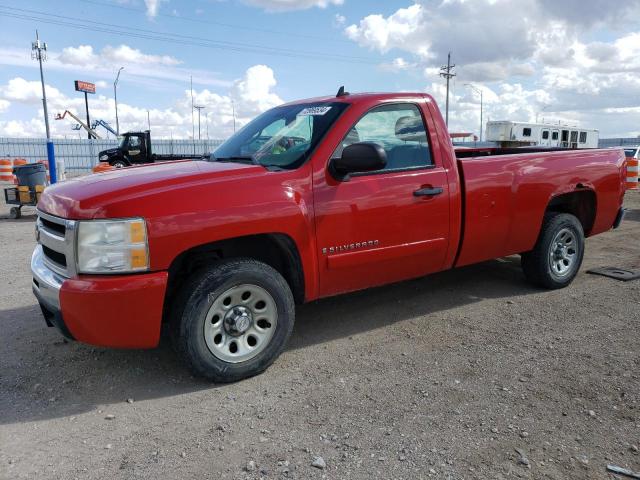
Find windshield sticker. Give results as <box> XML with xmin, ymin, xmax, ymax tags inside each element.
<box><xmin>298</xmin><ymin>106</ymin><xmax>332</xmax><ymax>116</ymax></box>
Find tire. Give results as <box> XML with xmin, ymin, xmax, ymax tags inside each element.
<box><xmin>521</xmin><ymin>213</ymin><xmax>585</xmax><ymax>289</ymax></box>
<box><xmin>9</xmin><ymin>207</ymin><xmax>21</xmax><ymax>219</ymax></box>
<box><xmin>111</xmin><ymin>160</ymin><xmax>128</xmax><ymax>168</ymax></box>
<box><xmin>171</xmin><ymin>258</ymin><xmax>295</xmax><ymax>382</ymax></box>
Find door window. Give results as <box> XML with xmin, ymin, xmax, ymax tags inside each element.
<box><xmin>128</xmin><ymin>136</ymin><xmax>141</xmax><ymax>148</ymax></box>
<box><xmin>333</xmin><ymin>103</ymin><xmax>432</xmax><ymax>172</ymax></box>
<box><xmin>523</xmin><ymin>127</ymin><xmax>532</xmax><ymax>137</ymax></box>
<box><xmin>542</xmin><ymin>130</ymin><xmax>549</xmax><ymax>140</ymax></box>
<box><xmin>579</xmin><ymin>132</ymin><xmax>587</xmax><ymax>143</ymax></box>
<box><xmin>552</xmin><ymin>131</ymin><xmax>559</xmax><ymax>141</ymax></box>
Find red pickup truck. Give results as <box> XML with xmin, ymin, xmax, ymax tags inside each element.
<box><xmin>32</xmin><ymin>91</ymin><xmax>627</xmax><ymax>382</ymax></box>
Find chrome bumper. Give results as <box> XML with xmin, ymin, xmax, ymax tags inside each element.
<box><xmin>31</xmin><ymin>245</ymin><xmax>64</xmax><ymax>312</ymax></box>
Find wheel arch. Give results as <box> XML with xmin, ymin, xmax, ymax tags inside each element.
<box><xmin>163</xmin><ymin>233</ymin><xmax>306</xmax><ymax>321</ymax></box>
<box><xmin>545</xmin><ymin>187</ymin><xmax>596</xmax><ymax>235</ymax></box>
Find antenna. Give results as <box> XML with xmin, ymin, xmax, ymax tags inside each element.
<box><xmin>336</xmin><ymin>86</ymin><xmax>349</xmax><ymax>97</ymax></box>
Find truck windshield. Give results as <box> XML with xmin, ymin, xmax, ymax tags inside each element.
<box><xmin>624</xmin><ymin>148</ymin><xmax>638</xmax><ymax>157</ymax></box>
<box><xmin>213</xmin><ymin>102</ymin><xmax>349</xmax><ymax>169</ymax></box>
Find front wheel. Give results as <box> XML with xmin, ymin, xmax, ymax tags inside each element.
<box><xmin>521</xmin><ymin>213</ymin><xmax>585</xmax><ymax>289</ymax></box>
<box><xmin>171</xmin><ymin>259</ymin><xmax>295</xmax><ymax>382</ymax></box>
<box><xmin>111</xmin><ymin>160</ymin><xmax>128</xmax><ymax>168</ymax></box>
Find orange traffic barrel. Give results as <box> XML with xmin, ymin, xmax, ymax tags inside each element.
<box><xmin>12</xmin><ymin>158</ymin><xmax>27</xmax><ymax>184</ymax></box>
<box><xmin>0</xmin><ymin>159</ymin><xmax>12</xmax><ymax>182</ymax></box>
<box><xmin>92</xmin><ymin>163</ymin><xmax>115</xmax><ymax>174</ymax></box>
<box><xmin>627</xmin><ymin>155</ymin><xmax>639</xmax><ymax>190</ymax></box>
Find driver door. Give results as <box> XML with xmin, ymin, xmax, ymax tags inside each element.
<box><xmin>313</xmin><ymin>101</ymin><xmax>450</xmax><ymax>297</ymax></box>
<box><xmin>125</xmin><ymin>135</ymin><xmax>145</xmax><ymax>163</ymax></box>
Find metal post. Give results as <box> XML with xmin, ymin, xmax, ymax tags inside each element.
<box><xmin>194</xmin><ymin>105</ymin><xmax>204</xmax><ymax>140</ymax></box>
<box><xmin>114</xmin><ymin>67</ymin><xmax>123</xmax><ymax>136</ymax></box>
<box><xmin>480</xmin><ymin>90</ymin><xmax>483</xmax><ymax>142</ymax></box>
<box><xmin>84</xmin><ymin>92</ymin><xmax>91</xmax><ymax>139</ymax></box>
<box><xmin>147</xmin><ymin>110</ymin><xmax>151</xmax><ymax>131</ymax></box>
<box><xmin>32</xmin><ymin>30</ymin><xmax>57</xmax><ymax>183</ymax></box>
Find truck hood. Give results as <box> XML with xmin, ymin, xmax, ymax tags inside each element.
<box><xmin>38</xmin><ymin>160</ymin><xmax>265</xmax><ymax>219</ymax></box>
<box><xmin>99</xmin><ymin>147</ymin><xmax>119</xmax><ymax>157</ymax></box>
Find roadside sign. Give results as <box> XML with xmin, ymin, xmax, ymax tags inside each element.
<box><xmin>74</xmin><ymin>80</ymin><xmax>95</xmax><ymax>94</ymax></box>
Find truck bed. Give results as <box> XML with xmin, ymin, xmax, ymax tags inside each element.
<box><xmin>454</xmin><ymin>148</ymin><xmax>626</xmax><ymax>267</ymax></box>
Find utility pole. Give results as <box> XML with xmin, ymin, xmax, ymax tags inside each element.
<box><xmin>114</xmin><ymin>66</ymin><xmax>124</xmax><ymax>136</ymax></box>
<box><xmin>465</xmin><ymin>83</ymin><xmax>483</xmax><ymax>142</ymax></box>
<box><xmin>194</xmin><ymin>105</ymin><xmax>205</xmax><ymax>140</ymax></box>
<box><xmin>32</xmin><ymin>30</ymin><xmax>57</xmax><ymax>183</ymax></box>
<box><xmin>439</xmin><ymin>52</ymin><xmax>456</xmax><ymax>128</ymax></box>
<box><xmin>190</xmin><ymin>75</ymin><xmax>195</xmax><ymax>153</ymax></box>
<box><xmin>146</xmin><ymin>109</ymin><xmax>151</xmax><ymax>131</ymax></box>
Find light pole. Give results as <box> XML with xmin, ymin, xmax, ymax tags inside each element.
<box><xmin>114</xmin><ymin>67</ymin><xmax>124</xmax><ymax>136</ymax></box>
<box><xmin>146</xmin><ymin>109</ymin><xmax>151</xmax><ymax>131</ymax></box>
<box><xmin>465</xmin><ymin>83</ymin><xmax>483</xmax><ymax>142</ymax></box>
<box><xmin>194</xmin><ymin>105</ymin><xmax>205</xmax><ymax>140</ymax></box>
<box><xmin>32</xmin><ymin>30</ymin><xmax>57</xmax><ymax>183</ymax></box>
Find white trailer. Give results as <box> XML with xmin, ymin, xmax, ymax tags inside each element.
<box><xmin>486</xmin><ymin>121</ymin><xmax>599</xmax><ymax>149</ymax></box>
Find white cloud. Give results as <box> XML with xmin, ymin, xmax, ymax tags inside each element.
<box><xmin>241</xmin><ymin>0</ymin><xmax>343</xmax><ymax>11</ymax></box>
<box><xmin>59</xmin><ymin>44</ymin><xmax>181</xmax><ymax>68</ymax></box>
<box><xmin>0</xmin><ymin>65</ymin><xmax>283</xmax><ymax>139</ymax></box>
<box><xmin>0</xmin><ymin>45</ymin><xmax>230</xmax><ymax>90</ymax></box>
<box><xmin>144</xmin><ymin>0</ymin><xmax>166</xmax><ymax>18</ymax></box>
<box><xmin>0</xmin><ymin>99</ymin><xmax>9</xmax><ymax>113</ymax></box>
<box><xmin>380</xmin><ymin>57</ymin><xmax>417</xmax><ymax>72</ymax></box>
<box><xmin>344</xmin><ymin>0</ymin><xmax>640</xmax><ymax>137</ymax></box>
<box><xmin>333</xmin><ymin>13</ymin><xmax>346</xmax><ymax>27</ymax></box>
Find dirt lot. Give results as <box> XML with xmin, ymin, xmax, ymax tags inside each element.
<box><xmin>0</xmin><ymin>189</ymin><xmax>638</xmax><ymax>480</ymax></box>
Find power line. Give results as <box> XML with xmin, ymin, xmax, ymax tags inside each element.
<box><xmin>0</xmin><ymin>6</ymin><xmax>378</xmax><ymax>64</ymax></box>
<box><xmin>77</xmin><ymin>0</ymin><xmax>352</xmax><ymax>44</ymax></box>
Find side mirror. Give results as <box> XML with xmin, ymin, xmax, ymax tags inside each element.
<box><xmin>330</xmin><ymin>142</ymin><xmax>387</xmax><ymax>180</ymax></box>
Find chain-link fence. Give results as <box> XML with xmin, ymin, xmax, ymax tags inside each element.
<box><xmin>0</xmin><ymin>137</ymin><xmax>225</xmax><ymax>177</ymax></box>
<box><xmin>598</xmin><ymin>137</ymin><xmax>640</xmax><ymax>148</ymax></box>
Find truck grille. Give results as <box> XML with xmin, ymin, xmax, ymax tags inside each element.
<box><xmin>36</xmin><ymin>210</ymin><xmax>77</xmax><ymax>277</ymax></box>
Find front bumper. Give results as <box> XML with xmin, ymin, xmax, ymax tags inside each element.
<box><xmin>31</xmin><ymin>246</ymin><xmax>169</xmax><ymax>348</ymax></box>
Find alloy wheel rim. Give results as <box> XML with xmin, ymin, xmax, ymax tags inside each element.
<box><xmin>203</xmin><ymin>284</ymin><xmax>278</xmax><ymax>363</ymax></box>
<box><xmin>548</xmin><ymin>228</ymin><xmax>578</xmax><ymax>277</ymax></box>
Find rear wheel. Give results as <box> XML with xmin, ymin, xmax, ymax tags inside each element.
<box><xmin>521</xmin><ymin>213</ymin><xmax>585</xmax><ymax>289</ymax></box>
<box><xmin>171</xmin><ymin>259</ymin><xmax>295</xmax><ymax>382</ymax></box>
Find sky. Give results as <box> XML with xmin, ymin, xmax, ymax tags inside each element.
<box><xmin>0</xmin><ymin>0</ymin><xmax>639</xmax><ymax>140</ymax></box>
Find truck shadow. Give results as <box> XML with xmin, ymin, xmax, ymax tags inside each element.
<box><xmin>0</xmin><ymin>256</ymin><xmax>535</xmax><ymax>425</ymax></box>
<box><xmin>625</xmin><ymin>208</ymin><xmax>640</xmax><ymax>223</ymax></box>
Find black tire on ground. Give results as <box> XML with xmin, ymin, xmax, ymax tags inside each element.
<box><xmin>170</xmin><ymin>258</ymin><xmax>295</xmax><ymax>382</ymax></box>
<box><xmin>9</xmin><ymin>207</ymin><xmax>21</xmax><ymax>219</ymax></box>
<box><xmin>111</xmin><ymin>160</ymin><xmax>128</xmax><ymax>168</ymax></box>
<box><xmin>521</xmin><ymin>212</ymin><xmax>585</xmax><ymax>289</ymax></box>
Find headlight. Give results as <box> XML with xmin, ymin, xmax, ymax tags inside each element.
<box><xmin>99</xmin><ymin>154</ymin><xmax>109</xmax><ymax>161</ymax></box>
<box><xmin>77</xmin><ymin>218</ymin><xmax>149</xmax><ymax>274</ymax></box>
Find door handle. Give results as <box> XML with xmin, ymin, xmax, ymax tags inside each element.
<box><xmin>413</xmin><ymin>187</ymin><xmax>443</xmax><ymax>197</ymax></box>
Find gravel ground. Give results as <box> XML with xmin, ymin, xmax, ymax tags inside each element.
<box><xmin>1</xmin><ymin>187</ymin><xmax>639</xmax><ymax>480</ymax></box>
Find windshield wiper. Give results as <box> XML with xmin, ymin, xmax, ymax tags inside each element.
<box><xmin>213</xmin><ymin>156</ymin><xmax>254</xmax><ymax>164</ymax></box>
